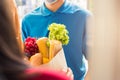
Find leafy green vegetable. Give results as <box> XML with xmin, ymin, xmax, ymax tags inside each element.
<box><xmin>48</xmin><ymin>23</ymin><xmax>69</xmax><ymax>45</ymax></box>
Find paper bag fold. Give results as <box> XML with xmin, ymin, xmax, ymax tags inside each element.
<box><xmin>46</xmin><ymin>49</ymin><xmax>67</xmax><ymax>70</ymax></box>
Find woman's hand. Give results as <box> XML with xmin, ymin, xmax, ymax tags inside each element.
<box><xmin>62</xmin><ymin>68</ymin><xmax>74</xmax><ymax>80</ymax></box>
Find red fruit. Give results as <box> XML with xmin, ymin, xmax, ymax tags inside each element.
<box><xmin>24</xmin><ymin>37</ymin><xmax>39</xmax><ymax>57</ymax></box>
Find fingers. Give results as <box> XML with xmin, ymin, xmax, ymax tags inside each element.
<box><xmin>66</xmin><ymin>68</ymin><xmax>74</xmax><ymax>80</ymax></box>
<box><xmin>62</xmin><ymin>68</ymin><xmax>74</xmax><ymax>80</ymax></box>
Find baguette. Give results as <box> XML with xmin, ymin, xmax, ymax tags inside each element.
<box><xmin>31</xmin><ymin>38</ymin><xmax>62</xmax><ymax>65</ymax></box>
<box><xmin>36</xmin><ymin>37</ymin><xmax>49</xmax><ymax>59</ymax></box>
<box><xmin>49</xmin><ymin>40</ymin><xmax>62</xmax><ymax>60</ymax></box>
<box><xmin>29</xmin><ymin>53</ymin><xmax>43</xmax><ymax>67</ymax></box>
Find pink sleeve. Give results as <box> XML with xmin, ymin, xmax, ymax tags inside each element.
<box><xmin>25</xmin><ymin>68</ymin><xmax>70</xmax><ymax>80</ymax></box>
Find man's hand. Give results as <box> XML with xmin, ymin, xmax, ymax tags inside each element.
<box><xmin>62</xmin><ymin>68</ymin><xmax>74</xmax><ymax>80</ymax></box>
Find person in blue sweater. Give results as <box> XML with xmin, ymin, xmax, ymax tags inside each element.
<box><xmin>22</xmin><ymin>0</ymin><xmax>92</xmax><ymax>80</ymax></box>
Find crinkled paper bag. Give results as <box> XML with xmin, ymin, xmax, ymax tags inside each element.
<box><xmin>46</xmin><ymin>49</ymin><xmax>67</xmax><ymax>70</ymax></box>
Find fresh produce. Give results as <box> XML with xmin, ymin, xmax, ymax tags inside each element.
<box><xmin>24</xmin><ymin>37</ymin><xmax>39</xmax><ymax>58</ymax></box>
<box><xmin>24</xmin><ymin>23</ymin><xmax>69</xmax><ymax>67</ymax></box>
<box><xmin>48</xmin><ymin>23</ymin><xmax>69</xmax><ymax>45</ymax></box>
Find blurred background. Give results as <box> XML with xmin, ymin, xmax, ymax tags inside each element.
<box><xmin>15</xmin><ymin>0</ymin><xmax>87</xmax><ymax>19</ymax></box>
<box><xmin>15</xmin><ymin>0</ymin><xmax>120</xmax><ymax>80</ymax></box>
